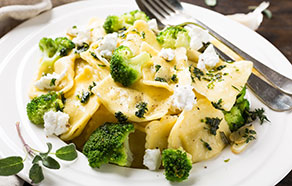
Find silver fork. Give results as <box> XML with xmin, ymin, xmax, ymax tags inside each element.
<box><xmin>136</xmin><ymin>0</ymin><xmax>292</xmax><ymax>96</ymax></box>
<box><xmin>136</xmin><ymin>0</ymin><xmax>292</xmax><ymax>111</ymax></box>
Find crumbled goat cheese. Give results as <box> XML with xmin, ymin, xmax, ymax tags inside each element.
<box><xmin>44</xmin><ymin>111</ymin><xmax>69</xmax><ymax>136</ymax></box>
<box><xmin>72</xmin><ymin>28</ymin><xmax>92</xmax><ymax>46</ymax></box>
<box><xmin>197</xmin><ymin>44</ymin><xmax>219</xmax><ymax>70</ymax></box>
<box><xmin>159</xmin><ymin>48</ymin><xmax>175</xmax><ymax>61</ymax></box>
<box><xmin>148</xmin><ymin>19</ymin><xmax>158</xmax><ymax>30</ymax></box>
<box><xmin>185</xmin><ymin>25</ymin><xmax>210</xmax><ymax>51</ymax></box>
<box><xmin>227</xmin><ymin>1</ymin><xmax>270</xmax><ymax>30</ymax></box>
<box><xmin>172</xmin><ymin>85</ymin><xmax>196</xmax><ymax>111</ymax></box>
<box><xmin>97</xmin><ymin>32</ymin><xmax>118</xmax><ymax>58</ymax></box>
<box><xmin>35</xmin><ymin>69</ymin><xmax>67</xmax><ymax>90</ymax></box>
<box><xmin>67</xmin><ymin>26</ymin><xmax>79</xmax><ymax>37</ymax></box>
<box><xmin>143</xmin><ymin>149</ymin><xmax>161</xmax><ymax>170</ymax></box>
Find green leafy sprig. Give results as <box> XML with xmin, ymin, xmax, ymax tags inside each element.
<box><xmin>0</xmin><ymin>122</ymin><xmax>78</xmax><ymax>184</ymax></box>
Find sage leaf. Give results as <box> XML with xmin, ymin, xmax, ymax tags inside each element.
<box><xmin>29</xmin><ymin>164</ymin><xmax>44</xmax><ymax>184</ymax></box>
<box><xmin>40</xmin><ymin>143</ymin><xmax>52</xmax><ymax>158</ymax></box>
<box><xmin>32</xmin><ymin>155</ymin><xmax>42</xmax><ymax>164</ymax></box>
<box><xmin>205</xmin><ymin>0</ymin><xmax>217</xmax><ymax>7</ymax></box>
<box><xmin>42</xmin><ymin>156</ymin><xmax>60</xmax><ymax>169</ymax></box>
<box><xmin>0</xmin><ymin>156</ymin><xmax>24</xmax><ymax>176</ymax></box>
<box><xmin>56</xmin><ymin>143</ymin><xmax>78</xmax><ymax>161</ymax></box>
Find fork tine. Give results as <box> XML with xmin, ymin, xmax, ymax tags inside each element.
<box><xmin>160</xmin><ymin>0</ymin><xmax>182</xmax><ymax>13</ymax></box>
<box><xmin>141</xmin><ymin>0</ymin><xmax>167</xmax><ymax>22</ymax></box>
<box><xmin>152</xmin><ymin>0</ymin><xmax>174</xmax><ymax>15</ymax></box>
<box><xmin>146</xmin><ymin>0</ymin><xmax>170</xmax><ymax>17</ymax></box>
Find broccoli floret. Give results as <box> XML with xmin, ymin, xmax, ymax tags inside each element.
<box><xmin>26</xmin><ymin>92</ymin><xmax>64</xmax><ymax>125</ymax></box>
<box><xmin>162</xmin><ymin>149</ymin><xmax>192</xmax><ymax>182</ymax></box>
<box><xmin>103</xmin><ymin>10</ymin><xmax>149</xmax><ymax>33</ymax></box>
<box><xmin>39</xmin><ymin>37</ymin><xmax>75</xmax><ymax>73</ymax></box>
<box><xmin>110</xmin><ymin>46</ymin><xmax>151</xmax><ymax>86</ymax></box>
<box><xmin>156</xmin><ymin>26</ymin><xmax>190</xmax><ymax>49</ymax></box>
<box><xmin>83</xmin><ymin>122</ymin><xmax>135</xmax><ymax>168</ymax></box>
<box><xmin>224</xmin><ymin>86</ymin><xmax>268</xmax><ymax>132</ymax></box>
<box><xmin>103</xmin><ymin>16</ymin><xmax>124</xmax><ymax>34</ymax></box>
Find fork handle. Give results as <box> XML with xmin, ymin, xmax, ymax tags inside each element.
<box><xmin>188</xmin><ymin>19</ymin><xmax>292</xmax><ymax>95</ymax></box>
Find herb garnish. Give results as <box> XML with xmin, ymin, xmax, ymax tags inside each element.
<box><xmin>75</xmin><ymin>42</ymin><xmax>89</xmax><ymax>53</ymax></box>
<box><xmin>90</xmin><ymin>51</ymin><xmax>99</xmax><ymax>59</ymax></box>
<box><xmin>115</xmin><ymin>111</ymin><xmax>128</xmax><ymax>123</ymax></box>
<box><xmin>211</xmin><ymin>98</ymin><xmax>224</xmax><ymax>111</ymax></box>
<box><xmin>141</xmin><ymin>31</ymin><xmax>146</xmax><ymax>39</ymax></box>
<box><xmin>50</xmin><ymin>78</ymin><xmax>56</xmax><ymax>86</ymax></box>
<box><xmin>0</xmin><ymin>122</ymin><xmax>77</xmax><ymax>184</ymax></box>
<box><xmin>171</xmin><ymin>74</ymin><xmax>178</xmax><ymax>83</ymax></box>
<box><xmin>77</xmin><ymin>91</ymin><xmax>91</xmax><ymax>104</ymax></box>
<box><xmin>155</xmin><ymin>65</ymin><xmax>161</xmax><ymax>72</ymax></box>
<box><xmin>200</xmin><ymin>139</ymin><xmax>212</xmax><ymax>151</ymax></box>
<box><xmin>243</xmin><ymin>128</ymin><xmax>257</xmax><ymax>143</ymax></box>
<box><xmin>189</xmin><ymin>65</ymin><xmax>204</xmax><ymax>81</ymax></box>
<box><xmin>202</xmin><ymin>117</ymin><xmax>222</xmax><ymax>135</ymax></box>
<box><xmin>135</xmin><ymin>102</ymin><xmax>148</xmax><ymax>118</ymax></box>
<box><xmin>155</xmin><ymin>77</ymin><xmax>167</xmax><ymax>82</ymax></box>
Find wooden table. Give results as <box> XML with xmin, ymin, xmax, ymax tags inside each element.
<box><xmin>181</xmin><ymin>1</ymin><xmax>292</xmax><ymax>185</ymax></box>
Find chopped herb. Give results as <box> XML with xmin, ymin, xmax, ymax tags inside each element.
<box><xmin>75</xmin><ymin>43</ymin><xmax>89</xmax><ymax>53</ymax></box>
<box><xmin>131</xmin><ymin>29</ymin><xmax>140</xmax><ymax>35</ymax></box>
<box><xmin>88</xmin><ymin>81</ymin><xmax>96</xmax><ymax>92</ymax></box>
<box><xmin>72</xmin><ymin>25</ymin><xmax>77</xmax><ymax>29</ymax></box>
<box><xmin>211</xmin><ymin>99</ymin><xmax>224</xmax><ymax>111</ymax></box>
<box><xmin>224</xmin><ymin>159</ymin><xmax>230</xmax><ymax>163</ymax></box>
<box><xmin>135</xmin><ymin>102</ymin><xmax>148</xmax><ymax>118</ymax></box>
<box><xmin>141</xmin><ymin>31</ymin><xmax>146</xmax><ymax>39</ymax></box>
<box><xmin>98</xmin><ymin>64</ymin><xmax>106</xmax><ymax>67</ymax></box>
<box><xmin>155</xmin><ymin>65</ymin><xmax>161</xmax><ymax>72</ymax></box>
<box><xmin>202</xmin><ymin>117</ymin><xmax>222</xmax><ymax>135</ymax></box>
<box><xmin>243</xmin><ymin>128</ymin><xmax>257</xmax><ymax>143</ymax></box>
<box><xmin>200</xmin><ymin>139</ymin><xmax>212</xmax><ymax>151</ymax></box>
<box><xmin>60</xmin><ymin>92</ymin><xmax>66</xmax><ymax>104</ymax></box>
<box><xmin>155</xmin><ymin>77</ymin><xmax>167</xmax><ymax>82</ymax></box>
<box><xmin>249</xmin><ymin>108</ymin><xmax>269</xmax><ymax>124</ymax></box>
<box><xmin>115</xmin><ymin>111</ymin><xmax>128</xmax><ymax>123</ymax></box>
<box><xmin>214</xmin><ymin>65</ymin><xmax>226</xmax><ymax>71</ymax></box>
<box><xmin>189</xmin><ymin>65</ymin><xmax>204</xmax><ymax>81</ymax></box>
<box><xmin>50</xmin><ymin>78</ymin><xmax>56</xmax><ymax>87</ymax></box>
<box><xmin>77</xmin><ymin>91</ymin><xmax>91</xmax><ymax>104</ymax></box>
<box><xmin>90</xmin><ymin>51</ymin><xmax>99</xmax><ymax>60</ymax></box>
<box><xmin>171</xmin><ymin>74</ymin><xmax>178</xmax><ymax>83</ymax></box>
<box><xmin>232</xmin><ymin>85</ymin><xmax>240</xmax><ymax>91</ymax></box>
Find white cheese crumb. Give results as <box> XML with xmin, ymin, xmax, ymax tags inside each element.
<box><xmin>67</xmin><ymin>26</ymin><xmax>78</xmax><ymax>37</ymax></box>
<box><xmin>185</xmin><ymin>25</ymin><xmax>210</xmax><ymax>51</ymax></box>
<box><xmin>159</xmin><ymin>48</ymin><xmax>175</xmax><ymax>61</ymax></box>
<box><xmin>72</xmin><ymin>28</ymin><xmax>92</xmax><ymax>46</ymax></box>
<box><xmin>97</xmin><ymin>32</ymin><xmax>118</xmax><ymax>58</ymax></box>
<box><xmin>197</xmin><ymin>44</ymin><xmax>219</xmax><ymax>70</ymax></box>
<box><xmin>143</xmin><ymin>149</ymin><xmax>161</xmax><ymax>170</ymax></box>
<box><xmin>172</xmin><ymin>85</ymin><xmax>196</xmax><ymax>111</ymax></box>
<box><xmin>35</xmin><ymin>69</ymin><xmax>67</xmax><ymax>90</ymax></box>
<box><xmin>148</xmin><ymin>19</ymin><xmax>158</xmax><ymax>30</ymax></box>
<box><xmin>227</xmin><ymin>1</ymin><xmax>270</xmax><ymax>30</ymax></box>
<box><xmin>44</xmin><ymin>111</ymin><xmax>69</xmax><ymax>136</ymax></box>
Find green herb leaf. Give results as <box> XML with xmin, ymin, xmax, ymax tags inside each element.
<box><xmin>115</xmin><ymin>111</ymin><xmax>128</xmax><ymax>123</ymax></box>
<box><xmin>50</xmin><ymin>78</ymin><xmax>56</xmax><ymax>86</ymax></box>
<box><xmin>154</xmin><ymin>77</ymin><xmax>167</xmax><ymax>82</ymax></box>
<box><xmin>42</xmin><ymin>156</ymin><xmax>60</xmax><ymax>169</ymax></box>
<box><xmin>200</xmin><ymin>139</ymin><xmax>212</xmax><ymax>151</ymax></box>
<box><xmin>224</xmin><ymin>158</ymin><xmax>230</xmax><ymax>163</ymax></box>
<box><xmin>0</xmin><ymin>156</ymin><xmax>24</xmax><ymax>176</ymax></box>
<box><xmin>135</xmin><ymin>102</ymin><xmax>148</xmax><ymax>118</ymax></box>
<box><xmin>29</xmin><ymin>163</ymin><xmax>44</xmax><ymax>184</ymax></box>
<box><xmin>205</xmin><ymin>0</ymin><xmax>217</xmax><ymax>7</ymax></box>
<box><xmin>39</xmin><ymin>142</ymin><xmax>52</xmax><ymax>158</ymax></box>
<box><xmin>56</xmin><ymin>144</ymin><xmax>78</xmax><ymax>161</ymax></box>
<box><xmin>155</xmin><ymin>65</ymin><xmax>161</xmax><ymax>72</ymax></box>
<box><xmin>32</xmin><ymin>155</ymin><xmax>42</xmax><ymax>164</ymax></box>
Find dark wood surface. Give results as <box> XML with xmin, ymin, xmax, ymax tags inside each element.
<box><xmin>181</xmin><ymin>1</ymin><xmax>292</xmax><ymax>185</ymax></box>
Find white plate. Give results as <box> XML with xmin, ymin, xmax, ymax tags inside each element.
<box><xmin>0</xmin><ymin>0</ymin><xmax>292</xmax><ymax>185</ymax></box>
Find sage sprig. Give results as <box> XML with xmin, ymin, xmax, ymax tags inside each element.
<box><xmin>0</xmin><ymin>122</ymin><xmax>78</xmax><ymax>184</ymax></box>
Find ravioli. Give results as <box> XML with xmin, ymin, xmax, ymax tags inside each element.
<box><xmin>145</xmin><ymin>115</ymin><xmax>177</xmax><ymax>151</ymax></box>
<box><xmin>191</xmin><ymin>61</ymin><xmax>253</xmax><ymax>111</ymax></box>
<box><xmin>71</xmin><ymin>104</ymin><xmax>117</xmax><ymax>149</ymax></box>
<box><xmin>29</xmin><ymin>54</ymin><xmax>76</xmax><ymax>98</ymax></box>
<box><xmin>60</xmin><ymin>65</ymin><xmax>101</xmax><ymax>140</ymax></box>
<box><xmin>168</xmin><ymin>98</ymin><xmax>230</xmax><ymax>163</ymax></box>
<box><xmin>92</xmin><ymin>75</ymin><xmax>172</xmax><ymax>122</ymax></box>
